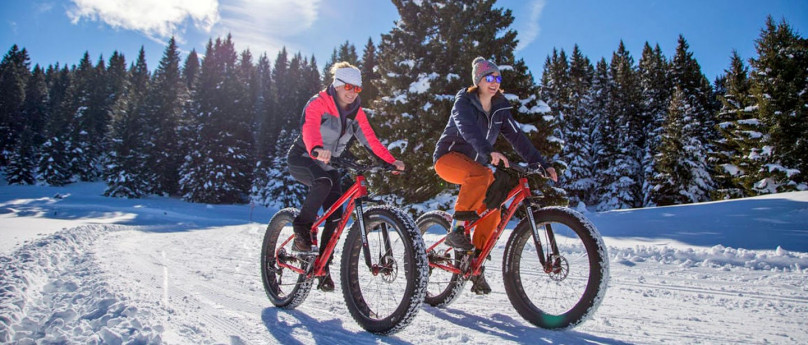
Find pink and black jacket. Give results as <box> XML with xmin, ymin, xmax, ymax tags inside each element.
<box><xmin>291</xmin><ymin>86</ymin><xmax>396</xmax><ymax>167</ymax></box>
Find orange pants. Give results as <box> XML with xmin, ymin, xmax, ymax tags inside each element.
<box><xmin>434</xmin><ymin>152</ymin><xmax>501</xmax><ymax>249</ymax></box>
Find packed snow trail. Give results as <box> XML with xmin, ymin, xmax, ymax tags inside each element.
<box><xmin>1</xmin><ymin>184</ymin><xmax>807</xmax><ymax>343</ymax></box>
<box><xmin>2</xmin><ymin>222</ymin><xmax>807</xmax><ymax>344</ymax></box>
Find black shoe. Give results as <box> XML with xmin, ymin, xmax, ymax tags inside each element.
<box><xmin>470</xmin><ymin>267</ymin><xmax>492</xmax><ymax>295</ymax></box>
<box><xmin>453</xmin><ymin>211</ymin><xmax>480</xmax><ymax>222</ymax></box>
<box><xmin>317</xmin><ymin>272</ymin><xmax>335</xmax><ymax>292</ymax></box>
<box><xmin>292</xmin><ymin>224</ymin><xmax>316</xmax><ymax>253</ymax></box>
<box><xmin>444</xmin><ymin>227</ymin><xmax>474</xmax><ymax>251</ymax></box>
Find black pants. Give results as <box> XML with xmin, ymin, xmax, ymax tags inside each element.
<box><xmin>287</xmin><ymin>149</ymin><xmax>343</xmax><ymax>264</ymax></box>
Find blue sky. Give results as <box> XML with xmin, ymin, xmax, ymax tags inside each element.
<box><xmin>2</xmin><ymin>0</ymin><xmax>806</xmax><ymax>82</ymax></box>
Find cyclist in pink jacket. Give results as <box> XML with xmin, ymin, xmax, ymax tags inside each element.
<box><xmin>286</xmin><ymin>62</ymin><xmax>405</xmax><ymax>291</ymax></box>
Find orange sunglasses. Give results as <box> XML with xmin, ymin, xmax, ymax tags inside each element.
<box><xmin>336</xmin><ymin>78</ymin><xmax>362</xmax><ymax>93</ymax></box>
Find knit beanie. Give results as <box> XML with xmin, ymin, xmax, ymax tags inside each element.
<box><xmin>472</xmin><ymin>57</ymin><xmax>500</xmax><ymax>86</ymax></box>
<box><xmin>333</xmin><ymin>66</ymin><xmax>362</xmax><ymax>88</ymax></box>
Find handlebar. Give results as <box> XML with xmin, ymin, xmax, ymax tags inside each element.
<box><xmin>492</xmin><ymin>162</ymin><xmax>549</xmax><ymax>179</ymax></box>
<box><xmin>315</xmin><ymin>154</ymin><xmax>398</xmax><ymax>174</ymax></box>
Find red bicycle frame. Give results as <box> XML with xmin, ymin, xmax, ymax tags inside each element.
<box><xmin>276</xmin><ymin>174</ymin><xmax>369</xmax><ymax>278</ymax></box>
<box><xmin>426</xmin><ymin>175</ymin><xmax>534</xmax><ymax>278</ymax></box>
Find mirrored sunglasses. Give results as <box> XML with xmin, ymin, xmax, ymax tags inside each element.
<box><xmin>484</xmin><ymin>75</ymin><xmax>502</xmax><ymax>83</ymax></box>
<box><xmin>336</xmin><ymin>78</ymin><xmax>362</xmax><ymax>93</ymax></box>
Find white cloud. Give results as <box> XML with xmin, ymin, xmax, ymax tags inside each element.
<box><xmin>67</xmin><ymin>0</ymin><xmax>219</xmax><ymax>41</ymax></box>
<box><xmin>214</xmin><ymin>0</ymin><xmax>321</xmax><ymax>57</ymax></box>
<box><xmin>515</xmin><ymin>0</ymin><xmax>546</xmax><ymax>53</ymax></box>
<box><xmin>66</xmin><ymin>0</ymin><xmax>322</xmax><ymax>57</ymax></box>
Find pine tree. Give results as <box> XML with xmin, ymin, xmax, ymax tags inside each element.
<box><xmin>748</xmin><ymin>16</ymin><xmax>808</xmax><ymax>193</ymax></box>
<box><xmin>251</xmin><ymin>53</ymin><xmax>276</xmax><ymax>203</ymax></box>
<box><xmin>359</xmin><ymin>38</ymin><xmax>381</xmax><ymax>108</ymax></box>
<box><xmin>372</xmin><ymin>0</ymin><xmax>560</xmax><ymax>207</ymax></box>
<box><xmin>0</xmin><ymin>45</ymin><xmax>30</xmax><ymax>167</ymax></box>
<box><xmin>637</xmin><ymin>43</ymin><xmax>672</xmax><ymax>206</ymax></box>
<box><xmin>179</xmin><ymin>49</ymin><xmax>200</xmax><ymax>182</ymax></box>
<box><xmin>580</xmin><ymin>58</ymin><xmax>610</xmax><ymax>207</ymax></box>
<box><xmin>104</xmin><ymin>48</ymin><xmax>151</xmax><ymax>197</ymax></box>
<box><xmin>713</xmin><ymin>51</ymin><xmax>758</xmax><ymax>199</ymax></box>
<box><xmin>271</xmin><ymin>47</ymin><xmax>291</xmax><ymax>137</ymax></box>
<box><xmin>597</xmin><ymin>41</ymin><xmax>643</xmax><ymax>210</ymax></box>
<box><xmin>85</xmin><ymin>54</ymin><xmax>111</xmax><ymax>176</ymax></box>
<box><xmin>254</xmin><ymin>128</ymin><xmax>306</xmax><ymax>208</ymax></box>
<box><xmin>650</xmin><ymin>86</ymin><xmax>713</xmax><ymax>205</ymax></box>
<box><xmin>6</xmin><ymin>65</ymin><xmax>47</xmax><ymax>184</ymax></box>
<box><xmin>182</xmin><ymin>50</ymin><xmax>200</xmax><ymax>91</ymax></box>
<box><xmin>58</xmin><ymin>52</ymin><xmax>97</xmax><ymax>181</ymax></box>
<box><xmin>287</xmin><ymin>53</ymin><xmax>304</xmax><ymax>115</ymax></box>
<box><xmin>145</xmin><ymin>38</ymin><xmax>186</xmax><ymax>196</ymax></box>
<box><xmin>664</xmin><ymin>35</ymin><xmax>716</xmax><ymax>201</ymax></box>
<box><xmin>557</xmin><ymin>45</ymin><xmax>595</xmax><ymax>207</ymax></box>
<box><xmin>180</xmin><ymin>36</ymin><xmax>254</xmax><ymax>204</ymax></box>
<box><xmin>303</xmin><ymin>55</ymin><xmax>322</xmax><ymax>100</ymax></box>
<box><xmin>38</xmin><ymin>65</ymin><xmax>73</xmax><ymax>185</ymax></box>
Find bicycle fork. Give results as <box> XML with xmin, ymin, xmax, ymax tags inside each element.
<box><xmin>353</xmin><ymin>199</ymin><xmax>394</xmax><ymax>275</ymax></box>
<box><xmin>525</xmin><ymin>204</ymin><xmax>562</xmax><ymax>274</ymax></box>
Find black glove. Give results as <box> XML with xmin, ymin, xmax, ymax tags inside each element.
<box><xmin>483</xmin><ymin>164</ymin><xmax>519</xmax><ymax>210</ymax></box>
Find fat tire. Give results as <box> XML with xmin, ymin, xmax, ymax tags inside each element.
<box><xmin>261</xmin><ymin>208</ymin><xmax>314</xmax><ymax>309</ymax></box>
<box><xmin>502</xmin><ymin>207</ymin><xmax>609</xmax><ymax>329</ymax></box>
<box><xmin>340</xmin><ymin>206</ymin><xmax>428</xmax><ymax>335</ymax></box>
<box><xmin>415</xmin><ymin>210</ymin><xmax>467</xmax><ymax>307</ymax></box>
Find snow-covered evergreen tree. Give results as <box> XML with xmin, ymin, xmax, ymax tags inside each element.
<box><xmin>666</xmin><ymin>35</ymin><xmax>716</xmax><ymax>202</ymax></box>
<box><xmin>6</xmin><ymin>65</ymin><xmax>47</xmax><ymax>184</ymax></box>
<box><xmin>104</xmin><ymin>49</ymin><xmax>152</xmax><ymax>198</ymax></box>
<box><xmin>650</xmin><ymin>86</ymin><xmax>713</xmax><ymax>205</ymax></box>
<box><xmin>252</xmin><ymin>128</ymin><xmax>306</xmax><ymax>208</ymax></box>
<box><xmin>270</xmin><ymin>48</ymin><xmax>292</xmax><ymax>141</ymax></box>
<box><xmin>713</xmin><ymin>51</ymin><xmax>758</xmax><ymax>199</ymax></box>
<box><xmin>747</xmin><ymin>16</ymin><xmax>808</xmax><ymax>193</ymax></box>
<box><xmin>578</xmin><ymin>58</ymin><xmax>610</xmax><ymax>207</ymax></box>
<box><xmin>0</xmin><ymin>45</ymin><xmax>30</xmax><ymax>168</ymax></box>
<box><xmin>597</xmin><ymin>41</ymin><xmax>643</xmax><ymax>210</ymax></box>
<box><xmin>637</xmin><ymin>43</ymin><xmax>672</xmax><ymax>206</ymax></box>
<box><xmin>558</xmin><ymin>46</ymin><xmax>596</xmax><ymax>207</ymax></box>
<box><xmin>56</xmin><ymin>52</ymin><xmax>97</xmax><ymax>181</ymax></box>
<box><xmin>372</xmin><ymin>0</ymin><xmax>559</xmax><ymax>206</ymax></box>
<box><xmin>38</xmin><ymin>65</ymin><xmax>73</xmax><ymax>186</ymax></box>
<box><xmin>180</xmin><ymin>36</ymin><xmax>254</xmax><ymax>204</ymax></box>
<box><xmin>144</xmin><ymin>37</ymin><xmax>186</xmax><ymax>196</ymax></box>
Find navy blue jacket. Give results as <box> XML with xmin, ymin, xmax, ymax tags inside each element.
<box><xmin>433</xmin><ymin>88</ymin><xmax>549</xmax><ymax>168</ymax></box>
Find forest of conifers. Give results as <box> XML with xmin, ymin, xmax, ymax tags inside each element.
<box><xmin>0</xmin><ymin>2</ymin><xmax>805</xmax><ymax>213</ymax></box>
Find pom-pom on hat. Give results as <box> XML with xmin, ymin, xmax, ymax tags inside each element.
<box><xmin>472</xmin><ymin>56</ymin><xmax>500</xmax><ymax>86</ymax></box>
<box><xmin>333</xmin><ymin>66</ymin><xmax>362</xmax><ymax>88</ymax></box>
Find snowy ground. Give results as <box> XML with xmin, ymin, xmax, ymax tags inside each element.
<box><xmin>1</xmin><ymin>182</ymin><xmax>807</xmax><ymax>344</ymax></box>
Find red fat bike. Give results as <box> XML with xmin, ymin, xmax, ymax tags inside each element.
<box><xmin>416</xmin><ymin>164</ymin><xmax>609</xmax><ymax>329</ymax></box>
<box><xmin>261</xmin><ymin>157</ymin><xmax>428</xmax><ymax>335</ymax></box>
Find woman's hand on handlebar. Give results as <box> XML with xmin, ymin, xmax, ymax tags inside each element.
<box><xmin>546</xmin><ymin>167</ymin><xmax>558</xmax><ymax>182</ymax></box>
<box><xmin>313</xmin><ymin>148</ymin><xmax>331</xmax><ymax>164</ymax></box>
<box><xmin>392</xmin><ymin>160</ymin><xmax>405</xmax><ymax>171</ymax></box>
<box><xmin>490</xmin><ymin>152</ymin><xmax>509</xmax><ymax>168</ymax></box>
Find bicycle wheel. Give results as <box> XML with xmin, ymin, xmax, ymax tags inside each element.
<box><xmin>502</xmin><ymin>206</ymin><xmax>609</xmax><ymax>329</ymax></box>
<box><xmin>341</xmin><ymin>206</ymin><xmax>428</xmax><ymax>334</ymax></box>
<box><xmin>261</xmin><ymin>208</ymin><xmax>315</xmax><ymax>309</ymax></box>
<box><xmin>415</xmin><ymin>210</ymin><xmax>467</xmax><ymax>307</ymax></box>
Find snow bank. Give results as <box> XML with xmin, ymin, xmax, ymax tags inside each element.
<box><xmin>0</xmin><ymin>225</ymin><xmax>163</xmax><ymax>344</ymax></box>
<box><xmin>610</xmin><ymin>243</ymin><xmax>808</xmax><ymax>272</ymax></box>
